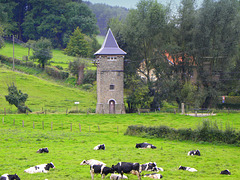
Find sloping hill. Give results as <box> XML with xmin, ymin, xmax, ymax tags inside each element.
<box><xmin>0</xmin><ymin>67</ymin><xmax>96</xmax><ymax>114</ymax></box>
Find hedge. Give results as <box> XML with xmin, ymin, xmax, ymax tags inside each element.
<box><xmin>125</xmin><ymin>119</ymin><xmax>240</xmax><ymax>145</ymax></box>
<box><xmin>0</xmin><ymin>55</ymin><xmax>69</xmax><ymax>80</ymax></box>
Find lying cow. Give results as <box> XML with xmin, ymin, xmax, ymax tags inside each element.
<box><xmin>80</xmin><ymin>159</ymin><xmax>106</xmax><ymax>166</ymax></box>
<box><xmin>143</xmin><ymin>173</ymin><xmax>163</xmax><ymax>179</ymax></box>
<box><xmin>135</xmin><ymin>143</ymin><xmax>156</xmax><ymax>149</ymax></box>
<box><xmin>112</xmin><ymin>162</ymin><xmax>141</xmax><ymax>180</ymax></box>
<box><xmin>220</xmin><ymin>169</ymin><xmax>231</xmax><ymax>175</ymax></box>
<box><xmin>90</xmin><ymin>165</ymin><xmax>113</xmax><ymax>180</ymax></box>
<box><xmin>141</xmin><ymin>162</ymin><xmax>163</xmax><ymax>172</ymax></box>
<box><xmin>36</xmin><ymin>147</ymin><xmax>49</xmax><ymax>153</ymax></box>
<box><xmin>178</xmin><ymin>165</ymin><xmax>197</xmax><ymax>172</ymax></box>
<box><xmin>94</xmin><ymin>144</ymin><xmax>105</xmax><ymax>150</ymax></box>
<box><xmin>24</xmin><ymin>162</ymin><xmax>55</xmax><ymax>174</ymax></box>
<box><xmin>110</xmin><ymin>174</ymin><xmax>128</xmax><ymax>180</ymax></box>
<box><xmin>0</xmin><ymin>174</ymin><xmax>20</xmax><ymax>180</ymax></box>
<box><xmin>188</xmin><ymin>150</ymin><xmax>200</xmax><ymax>156</ymax></box>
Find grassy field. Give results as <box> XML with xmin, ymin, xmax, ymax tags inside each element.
<box><xmin>0</xmin><ymin>113</ymin><xmax>240</xmax><ymax>179</ymax></box>
<box><xmin>0</xmin><ymin>67</ymin><xmax>96</xmax><ymax>113</ymax></box>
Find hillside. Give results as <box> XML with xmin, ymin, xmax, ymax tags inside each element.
<box><xmin>0</xmin><ymin>67</ymin><xmax>96</xmax><ymax>114</ymax></box>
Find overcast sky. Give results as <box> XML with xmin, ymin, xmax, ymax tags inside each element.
<box><xmin>85</xmin><ymin>0</ymin><xmax>203</xmax><ymax>10</ymax></box>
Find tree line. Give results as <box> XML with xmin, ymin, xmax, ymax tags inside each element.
<box><xmin>108</xmin><ymin>0</ymin><xmax>240</xmax><ymax>112</ymax></box>
<box><xmin>0</xmin><ymin>0</ymin><xmax>99</xmax><ymax>48</ymax></box>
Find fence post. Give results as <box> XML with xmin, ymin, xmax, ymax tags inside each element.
<box><xmin>70</xmin><ymin>123</ymin><xmax>72</xmax><ymax>131</ymax></box>
<box><xmin>42</xmin><ymin>121</ymin><xmax>44</xmax><ymax>130</ymax></box>
<box><xmin>98</xmin><ymin>125</ymin><xmax>100</xmax><ymax>132</ymax></box>
<box><xmin>79</xmin><ymin>123</ymin><xmax>81</xmax><ymax>132</ymax></box>
<box><xmin>22</xmin><ymin>120</ymin><xmax>24</xmax><ymax>127</ymax></box>
<box><xmin>181</xmin><ymin>103</ymin><xmax>185</xmax><ymax>114</ymax></box>
<box><xmin>2</xmin><ymin>117</ymin><xmax>4</xmax><ymax>124</ymax></box>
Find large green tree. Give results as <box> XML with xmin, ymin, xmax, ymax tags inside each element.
<box><xmin>64</xmin><ymin>27</ymin><xmax>91</xmax><ymax>57</ymax></box>
<box><xmin>31</xmin><ymin>37</ymin><xmax>52</xmax><ymax>69</ymax></box>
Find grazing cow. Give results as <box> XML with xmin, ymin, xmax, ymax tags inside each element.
<box><xmin>188</xmin><ymin>150</ymin><xmax>200</xmax><ymax>156</ymax></box>
<box><xmin>0</xmin><ymin>174</ymin><xmax>20</xmax><ymax>180</ymax></box>
<box><xmin>80</xmin><ymin>159</ymin><xmax>106</xmax><ymax>166</ymax></box>
<box><xmin>143</xmin><ymin>173</ymin><xmax>163</xmax><ymax>179</ymax></box>
<box><xmin>94</xmin><ymin>144</ymin><xmax>105</xmax><ymax>150</ymax></box>
<box><xmin>178</xmin><ymin>165</ymin><xmax>197</xmax><ymax>172</ymax></box>
<box><xmin>220</xmin><ymin>169</ymin><xmax>231</xmax><ymax>175</ymax></box>
<box><xmin>90</xmin><ymin>165</ymin><xmax>114</xmax><ymax>180</ymax></box>
<box><xmin>36</xmin><ymin>147</ymin><xmax>49</xmax><ymax>153</ymax></box>
<box><xmin>112</xmin><ymin>162</ymin><xmax>141</xmax><ymax>180</ymax></box>
<box><xmin>141</xmin><ymin>162</ymin><xmax>163</xmax><ymax>172</ymax></box>
<box><xmin>135</xmin><ymin>143</ymin><xmax>156</xmax><ymax>149</ymax></box>
<box><xmin>110</xmin><ymin>174</ymin><xmax>128</xmax><ymax>180</ymax></box>
<box><xmin>24</xmin><ymin>162</ymin><xmax>55</xmax><ymax>174</ymax></box>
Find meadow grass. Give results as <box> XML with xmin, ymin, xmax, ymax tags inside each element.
<box><xmin>0</xmin><ymin>67</ymin><xmax>96</xmax><ymax>113</ymax></box>
<box><xmin>0</xmin><ymin>113</ymin><xmax>240</xmax><ymax>180</ymax></box>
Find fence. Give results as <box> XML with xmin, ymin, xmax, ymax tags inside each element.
<box><xmin>1</xmin><ymin>117</ymin><xmax>120</xmax><ymax>134</ymax></box>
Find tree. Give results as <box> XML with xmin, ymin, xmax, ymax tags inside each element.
<box><xmin>31</xmin><ymin>37</ymin><xmax>52</xmax><ymax>69</ymax></box>
<box><xmin>5</xmin><ymin>83</ymin><xmax>32</xmax><ymax>113</ymax></box>
<box><xmin>23</xmin><ymin>39</ymin><xmax>36</xmax><ymax>58</ymax></box>
<box><xmin>64</xmin><ymin>27</ymin><xmax>91</xmax><ymax>57</ymax></box>
<box><xmin>68</xmin><ymin>58</ymin><xmax>90</xmax><ymax>85</ymax></box>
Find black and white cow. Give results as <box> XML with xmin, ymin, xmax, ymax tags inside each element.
<box><xmin>110</xmin><ymin>174</ymin><xmax>128</xmax><ymax>180</ymax></box>
<box><xmin>220</xmin><ymin>169</ymin><xmax>231</xmax><ymax>175</ymax></box>
<box><xmin>112</xmin><ymin>162</ymin><xmax>141</xmax><ymax>180</ymax></box>
<box><xmin>178</xmin><ymin>165</ymin><xmax>197</xmax><ymax>172</ymax></box>
<box><xmin>94</xmin><ymin>144</ymin><xmax>105</xmax><ymax>150</ymax></box>
<box><xmin>143</xmin><ymin>173</ymin><xmax>163</xmax><ymax>179</ymax></box>
<box><xmin>80</xmin><ymin>159</ymin><xmax>106</xmax><ymax>166</ymax></box>
<box><xmin>141</xmin><ymin>162</ymin><xmax>163</xmax><ymax>172</ymax></box>
<box><xmin>0</xmin><ymin>174</ymin><xmax>20</xmax><ymax>180</ymax></box>
<box><xmin>90</xmin><ymin>165</ymin><xmax>114</xmax><ymax>180</ymax></box>
<box><xmin>24</xmin><ymin>162</ymin><xmax>55</xmax><ymax>173</ymax></box>
<box><xmin>36</xmin><ymin>147</ymin><xmax>49</xmax><ymax>153</ymax></box>
<box><xmin>135</xmin><ymin>143</ymin><xmax>156</xmax><ymax>149</ymax></box>
<box><xmin>188</xmin><ymin>149</ymin><xmax>200</xmax><ymax>156</ymax></box>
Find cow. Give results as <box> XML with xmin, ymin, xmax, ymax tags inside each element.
<box><xmin>188</xmin><ymin>150</ymin><xmax>200</xmax><ymax>156</ymax></box>
<box><xmin>178</xmin><ymin>165</ymin><xmax>197</xmax><ymax>172</ymax></box>
<box><xmin>90</xmin><ymin>165</ymin><xmax>114</xmax><ymax>180</ymax></box>
<box><xmin>24</xmin><ymin>162</ymin><xmax>55</xmax><ymax>174</ymax></box>
<box><xmin>112</xmin><ymin>162</ymin><xmax>141</xmax><ymax>180</ymax></box>
<box><xmin>140</xmin><ymin>162</ymin><xmax>163</xmax><ymax>172</ymax></box>
<box><xmin>94</xmin><ymin>144</ymin><xmax>105</xmax><ymax>150</ymax></box>
<box><xmin>220</xmin><ymin>169</ymin><xmax>231</xmax><ymax>175</ymax></box>
<box><xmin>135</xmin><ymin>143</ymin><xmax>156</xmax><ymax>149</ymax></box>
<box><xmin>0</xmin><ymin>174</ymin><xmax>20</xmax><ymax>180</ymax></box>
<box><xmin>110</xmin><ymin>174</ymin><xmax>128</xmax><ymax>180</ymax></box>
<box><xmin>80</xmin><ymin>159</ymin><xmax>106</xmax><ymax>166</ymax></box>
<box><xmin>36</xmin><ymin>147</ymin><xmax>49</xmax><ymax>153</ymax></box>
<box><xmin>143</xmin><ymin>173</ymin><xmax>163</xmax><ymax>179</ymax></box>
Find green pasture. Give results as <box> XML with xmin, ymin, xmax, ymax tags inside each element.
<box><xmin>0</xmin><ymin>113</ymin><xmax>240</xmax><ymax>179</ymax></box>
<box><xmin>0</xmin><ymin>67</ymin><xmax>96</xmax><ymax>113</ymax></box>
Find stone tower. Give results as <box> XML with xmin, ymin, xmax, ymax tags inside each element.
<box><xmin>94</xmin><ymin>29</ymin><xmax>126</xmax><ymax>114</ymax></box>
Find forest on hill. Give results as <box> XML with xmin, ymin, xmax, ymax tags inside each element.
<box><xmin>1</xmin><ymin>0</ymin><xmax>240</xmax><ymax>113</ymax></box>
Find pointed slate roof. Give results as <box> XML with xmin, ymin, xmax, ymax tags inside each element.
<box><xmin>94</xmin><ymin>28</ymin><xmax>127</xmax><ymax>55</ymax></box>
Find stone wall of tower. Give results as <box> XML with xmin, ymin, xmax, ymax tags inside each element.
<box><xmin>96</xmin><ymin>55</ymin><xmax>125</xmax><ymax>114</ymax></box>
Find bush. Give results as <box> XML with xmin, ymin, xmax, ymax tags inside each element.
<box><xmin>125</xmin><ymin>119</ymin><xmax>240</xmax><ymax>145</ymax></box>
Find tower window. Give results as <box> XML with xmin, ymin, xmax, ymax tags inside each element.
<box><xmin>107</xmin><ymin>56</ymin><xmax>117</xmax><ymax>61</ymax></box>
<box><xmin>110</xmin><ymin>85</ymin><xmax>115</xmax><ymax>90</ymax></box>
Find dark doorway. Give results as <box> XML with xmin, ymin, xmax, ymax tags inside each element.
<box><xmin>109</xmin><ymin>100</ymin><xmax>115</xmax><ymax>114</ymax></box>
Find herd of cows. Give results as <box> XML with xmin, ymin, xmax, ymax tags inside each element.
<box><xmin>0</xmin><ymin>144</ymin><xmax>231</xmax><ymax>180</ymax></box>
